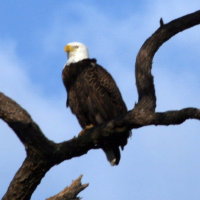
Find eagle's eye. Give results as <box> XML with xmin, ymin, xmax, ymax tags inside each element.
<box><xmin>74</xmin><ymin>45</ymin><xmax>79</xmax><ymax>49</ymax></box>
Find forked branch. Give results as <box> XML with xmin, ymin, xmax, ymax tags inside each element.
<box><xmin>46</xmin><ymin>175</ymin><xmax>89</xmax><ymax>200</ymax></box>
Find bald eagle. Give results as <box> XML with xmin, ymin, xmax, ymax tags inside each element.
<box><xmin>62</xmin><ymin>42</ymin><xmax>130</xmax><ymax>165</ymax></box>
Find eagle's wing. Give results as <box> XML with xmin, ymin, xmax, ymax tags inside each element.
<box><xmin>86</xmin><ymin>63</ymin><xmax>128</xmax><ymax>120</ymax></box>
<box><xmin>85</xmin><ymin>62</ymin><xmax>130</xmax><ymax>158</ymax></box>
<box><xmin>97</xmin><ymin>65</ymin><xmax>127</xmax><ymax>111</ymax></box>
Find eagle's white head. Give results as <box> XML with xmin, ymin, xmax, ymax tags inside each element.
<box><xmin>64</xmin><ymin>42</ymin><xmax>89</xmax><ymax>65</ymax></box>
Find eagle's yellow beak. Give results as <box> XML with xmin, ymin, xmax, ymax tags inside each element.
<box><xmin>64</xmin><ymin>45</ymin><xmax>74</xmax><ymax>52</ymax></box>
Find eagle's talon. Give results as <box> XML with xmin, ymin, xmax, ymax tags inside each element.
<box><xmin>85</xmin><ymin>124</ymin><xmax>94</xmax><ymax>129</ymax></box>
<box><xmin>79</xmin><ymin>124</ymin><xmax>94</xmax><ymax>136</ymax></box>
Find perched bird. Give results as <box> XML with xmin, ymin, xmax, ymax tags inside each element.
<box><xmin>62</xmin><ymin>42</ymin><xmax>130</xmax><ymax>165</ymax></box>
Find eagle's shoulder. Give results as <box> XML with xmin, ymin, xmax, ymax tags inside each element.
<box><xmin>82</xmin><ymin>60</ymin><xmax>127</xmax><ymax>112</ymax></box>
<box><xmin>62</xmin><ymin>58</ymin><xmax>97</xmax><ymax>89</ymax></box>
<box><xmin>80</xmin><ymin>58</ymin><xmax>97</xmax><ymax>64</ymax></box>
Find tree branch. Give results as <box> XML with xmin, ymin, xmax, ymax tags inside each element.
<box><xmin>153</xmin><ymin>108</ymin><xmax>200</xmax><ymax>125</ymax></box>
<box><xmin>0</xmin><ymin>92</ymin><xmax>56</xmax><ymax>156</ymax></box>
<box><xmin>46</xmin><ymin>175</ymin><xmax>89</xmax><ymax>200</ymax></box>
<box><xmin>2</xmin><ymin>156</ymin><xmax>51</xmax><ymax>200</ymax></box>
<box><xmin>135</xmin><ymin>10</ymin><xmax>200</xmax><ymax>111</ymax></box>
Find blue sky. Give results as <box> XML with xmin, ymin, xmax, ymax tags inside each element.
<box><xmin>0</xmin><ymin>1</ymin><xmax>200</xmax><ymax>200</ymax></box>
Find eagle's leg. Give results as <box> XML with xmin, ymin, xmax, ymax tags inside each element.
<box><xmin>78</xmin><ymin>124</ymin><xmax>94</xmax><ymax>136</ymax></box>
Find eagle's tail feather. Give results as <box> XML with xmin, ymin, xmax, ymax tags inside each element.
<box><xmin>102</xmin><ymin>146</ymin><xmax>120</xmax><ymax>166</ymax></box>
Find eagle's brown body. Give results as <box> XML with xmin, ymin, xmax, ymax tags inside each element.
<box><xmin>62</xmin><ymin>58</ymin><xmax>129</xmax><ymax>165</ymax></box>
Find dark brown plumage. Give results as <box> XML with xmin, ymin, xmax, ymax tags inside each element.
<box><xmin>62</xmin><ymin>58</ymin><xmax>130</xmax><ymax>165</ymax></box>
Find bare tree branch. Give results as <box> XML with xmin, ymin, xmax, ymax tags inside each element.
<box><xmin>153</xmin><ymin>108</ymin><xmax>200</xmax><ymax>125</ymax></box>
<box><xmin>1</xmin><ymin>10</ymin><xmax>200</xmax><ymax>200</ymax></box>
<box><xmin>46</xmin><ymin>175</ymin><xmax>89</xmax><ymax>200</ymax></box>
<box><xmin>135</xmin><ymin>10</ymin><xmax>200</xmax><ymax>111</ymax></box>
<box><xmin>2</xmin><ymin>157</ymin><xmax>51</xmax><ymax>200</ymax></box>
<box><xmin>0</xmin><ymin>92</ymin><xmax>55</xmax><ymax>155</ymax></box>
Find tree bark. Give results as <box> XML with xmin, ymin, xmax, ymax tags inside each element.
<box><xmin>2</xmin><ymin>156</ymin><xmax>51</xmax><ymax>200</ymax></box>
<box><xmin>46</xmin><ymin>175</ymin><xmax>88</xmax><ymax>200</ymax></box>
